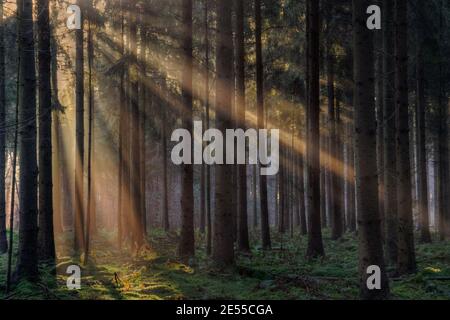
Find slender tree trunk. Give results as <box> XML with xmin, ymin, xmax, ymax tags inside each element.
<box><xmin>395</xmin><ymin>0</ymin><xmax>416</xmax><ymax>275</ymax></box>
<box><xmin>213</xmin><ymin>0</ymin><xmax>234</xmax><ymax>267</ymax></box>
<box><xmin>305</xmin><ymin>0</ymin><xmax>324</xmax><ymax>258</ymax></box>
<box><xmin>162</xmin><ymin>78</ymin><xmax>170</xmax><ymax>232</ymax></box>
<box><xmin>0</xmin><ymin>0</ymin><xmax>7</xmax><ymax>254</ymax></box>
<box><xmin>327</xmin><ymin>45</ymin><xmax>343</xmax><ymax>240</ymax></box>
<box><xmin>353</xmin><ymin>0</ymin><xmax>390</xmax><ymax>299</ymax></box>
<box><xmin>255</xmin><ymin>0</ymin><xmax>271</xmax><ymax>250</ymax></box>
<box><xmin>15</xmin><ymin>0</ymin><xmax>39</xmax><ymax>280</ymax></box>
<box><xmin>235</xmin><ymin>0</ymin><xmax>250</xmax><ymax>252</ymax></box>
<box><xmin>382</xmin><ymin>0</ymin><xmax>398</xmax><ymax>265</ymax></box>
<box><xmin>85</xmin><ymin>11</ymin><xmax>94</xmax><ymax>263</ymax></box>
<box><xmin>117</xmin><ymin>0</ymin><xmax>125</xmax><ymax>248</ymax></box>
<box><xmin>74</xmin><ymin>0</ymin><xmax>85</xmax><ymax>253</ymax></box>
<box><xmin>415</xmin><ymin>26</ymin><xmax>431</xmax><ymax>243</ymax></box>
<box><xmin>204</xmin><ymin>0</ymin><xmax>212</xmax><ymax>255</ymax></box>
<box><xmin>179</xmin><ymin>0</ymin><xmax>195</xmax><ymax>260</ymax></box>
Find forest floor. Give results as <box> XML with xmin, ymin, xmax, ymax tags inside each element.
<box><xmin>1</xmin><ymin>229</ymin><xmax>450</xmax><ymax>300</ymax></box>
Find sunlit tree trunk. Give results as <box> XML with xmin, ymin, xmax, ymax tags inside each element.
<box><xmin>15</xmin><ymin>0</ymin><xmax>39</xmax><ymax>280</ymax></box>
<box><xmin>395</xmin><ymin>0</ymin><xmax>416</xmax><ymax>275</ymax></box>
<box><xmin>353</xmin><ymin>0</ymin><xmax>390</xmax><ymax>299</ymax></box>
<box><xmin>179</xmin><ymin>0</ymin><xmax>195</xmax><ymax>260</ymax></box>
<box><xmin>0</xmin><ymin>0</ymin><xmax>6</xmax><ymax>254</ymax></box>
<box><xmin>305</xmin><ymin>0</ymin><xmax>324</xmax><ymax>258</ymax></box>
<box><xmin>161</xmin><ymin>77</ymin><xmax>170</xmax><ymax>232</ymax></box>
<box><xmin>255</xmin><ymin>0</ymin><xmax>271</xmax><ymax>250</ymax></box>
<box><xmin>74</xmin><ymin>0</ymin><xmax>85</xmax><ymax>253</ymax></box>
<box><xmin>235</xmin><ymin>0</ymin><xmax>250</xmax><ymax>252</ymax></box>
<box><xmin>85</xmin><ymin>7</ymin><xmax>94</xmax><ymax>262</ymax></box>
<box><xmin>345</xmin><ymin>120</ymin><xmax>356</xmax><ymax>232</ymax></box>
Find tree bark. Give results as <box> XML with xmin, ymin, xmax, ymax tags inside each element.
<box><xmin>37</xmin><ymin>0</ymin><xmax>56</xmax><ymax>263</ymax></box>
<box><xmin>15</xmin><ymin>0</ymin><xmax>39</xmax><ymax>280</ymax></box>
<box><xmin>382</xmin><ymin>0</ymin><xmax>398</xmax><ymax>265</ymax></box>
<box><xmin>235</xmin><ymin>0</ymin><xmax>250</xmax><ymax>252</ymax></box>
<box><xmin>305</xmin><ymin>0</ymin><xmax>324</xmax><ymax>258</ymax></box>
<box><xmin>74</xmin><ymin>0</ymin><xmax>85</xmax><ymax>253</ymax></box>
<box><xmin>395</xmin><ymin>0</ymin><xmax>416</xmax><ymax>275</ymax></box>
<box><xmin>213</xmin><ymin>0</ymin><xmax>235</xmax><ymax>267</ymax></box>
<box><xmin>179</xmin><ymin>0</ymin><xmax>195</xmax><ymax>260</ymax></box>
<box><xmin>353</xmin><ymin>0</ymin><xmax>390</xmax><ymax>299</ymax></box>
<box><xmin>415</xmin><ymin>25</ymin><xmax>431</xmax><ymax>243</ymax></box>
<box><xmin>0</xmin><ymin>0</ymin><xmax>6</xmax><ymax>254</ymax></box>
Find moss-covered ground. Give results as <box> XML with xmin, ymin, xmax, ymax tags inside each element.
<box><xmin>1</xmin><ymin>229</ymin><xmax>449</xmax><ymax>300</ymax></box>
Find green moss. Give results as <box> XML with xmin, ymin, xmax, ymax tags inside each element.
<box><xmin>1</xmin><ymin>229</ymin><xmax>449</xmax><ymax>300</ymax></box>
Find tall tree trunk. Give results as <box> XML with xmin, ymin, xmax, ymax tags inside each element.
<box><xmin>85</xmin><ymin>9</ymin><xmax>94</xmax><ymax>263</ymax></box>
<box><xmin>0</xmin><ymin>0</ymin><xmax>7</xmax><ymax>254</ymax></box>
<box><xmin>117</xmin><ymin>0</ymin><xmax>125</xmax><ymax>248</ymax></box>
<box><xmin>161</xmin><ymin>78</ymin><xmax>170</xmax><ymax>232</ymax></box>
<box><xmin>129</xmin><ymin>5</ymin><xmax>144</xmax><ymax>249</ymax></box>
<box><xmin>415</xmin><ymin>25</ymin><xmax>431</xmax><ymax>243</ymax></box>
<box><xmin>327</xmin><ymin>45</ymin><xmax>343</xmax><ymax>240</ymax></box>
<box><xmin>437</xmin><ymin>0</ymin><xmax>450</xmax><ymax>241</ymax></box>
<box><xmin>305</xmin><ymin>0</ymin><xmax>324</xmax><ymax>258</ymax></box>
<box><xmin>37</xmin><ymin>0</ymin><xmax>55</xmax><ymax>263</ymax></box>
<box><xmin>375</xmin><ymin>9</ymin><xmax>385</xmax><ymax>241</ymax></box>
<box><xmin>235</xmin><ymin>0</ymin><xmax>250</xmax><ymax>252</ymax></box>
<box><xmin>382</xmin><ymin>0</ymin><xmax>398</xmax><ymax>265</ymax></box>
<box><xmin>15</xmin><ymin>0</ymin><xmax>39</xmax><ymax>280</ymax></box>
<box><xmin>179</xmin><ymin>0</ymin><xmax>195</xmax><ymax>260</ymax></box>
<box><xmin>395</xmin><ymin>0</ymin><xmax>416</xmax><ymax>275</ymax></box>
<box><xmin>213</xmin><ymin>0</ymin><xmax>234</xmax><ymax>267</ymax></box>
<box><xmin>353</xmin><ymin>0</ymin><xmax>390</xmax><ymax>299</ymax></box>
<box><xmin>255</xmin><ymin>0</ymin><xmax>271</xmax><ymax>250</ymax></box>
<box><xmin>204</xmin><ymin>0</ymin><xmax>212</xmax><ymax>255</ymax></box>
<box><xmin>74</xmin><ymin>0</ymin><xmax>85</xmax><ymax>253</ymax></box>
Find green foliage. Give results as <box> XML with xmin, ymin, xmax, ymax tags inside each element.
<box><xmin>1</xmin><ymin>230</ymin><xmax>449</xmax><ymax>300</ymax></box>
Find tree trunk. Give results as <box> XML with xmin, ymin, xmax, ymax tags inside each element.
<box><xmin>204</xmin><ymin>0</ymin><xmax>212</xmax><ymax>255</ymax></box>
<box><xmin>395</xmin><ymin>0</ymin><xmax>416</xmax><ymax>275</ymax></box>
<box><xmin>213</xmin><ymin>0</ymin><xmax>234</xmax><ymax>267</ymax></box>
<box><xmin>305</xmin><ymin>0</ymin><xmax>324</xmax><ymax>258</ymax></box>
<box><xmin>382</xmin><ymin>0</ymin><xmax>398</xmax><ymax>265</ymax></box>
<box><xmin>415</xmin><ymin>26</ymin><xmax>431</xmax><ymax>243</ymax></box>
<box><xmin>85</xmin><ymin>10</ymin><xmax>94</xmax><ymax>263</ymax></box>
<box><xmin>0</xmin><ymin>0</ymin><xmax>6</xmax><ymax>254</ymax></box>
<box><xmin>15</xmin><ymin>0</ymin><xmax>39</xmax><ymax>280</ymax></box>
<box><xmin>255</xmin><ymin>0</ymin><xmax>271</xmax><ymax>249</ymax></box>
<box><xmin>37</xmin><ymin>0</ymin><xmax>55</xmax><ymax>263</ymax></box>
<box><xmin>353</xmin><ymin>0</ymin><xmax>390</xmax><ymax>299</ymax></box>
<box><xmin>235</xmin><ymin>0</ymin><xmax>250</xmax><ymax>252</ymax></box>
<box><xmin>179</xmin><ymin>0</ymin><xmax>195</xmax><ymax>260</ymax></box>
<box><xmin>74</xmin><ymin>0</ymin><xmax>85</xmax><ymax>254</ymax></box>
